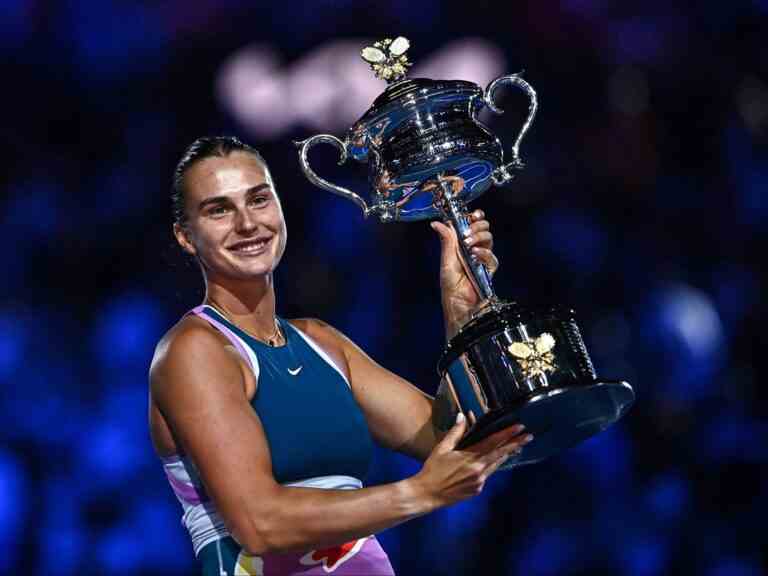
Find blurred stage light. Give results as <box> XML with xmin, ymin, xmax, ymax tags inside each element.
<box><xmin>513</xmin><ymin>526</ymin><xmax>578</xmax><ymax>576</ymax></box>
<box><xmin>725</xmin><ymin>123</ymin><xmax>768</xmax><ymax>229</ymax></box>
<box><xmin>612</xmin><ymin>18</ymin><xmax>663</xmax><ymax>64</ymax></box>
<box><xmin>644</xmin><ymin>471</ymin><xmax>690</xmax><ymax>523</ymax></box>
<box><xmin>620</xmin><ymin>536</ymin><xmax>668</xmax><ymax>576</ymax></box>
<box><xmin>639</xmin><ymin>283</ymin><xmax>724</xmax><ymax>403</ymax></box>
<box><xmin>564</xmin><ymin>426</ymin><xmax>633</xmax><ymax>491</ymax></box>
<box><xmin>0</xmin><ymin>451</ymin><xmax>25</xmax><ymax>572</ymax></box>
<box><xmin>698</xmin><ymin>410</ymin><xmax>768</xmax><ymax>464</ymax></box>
<box><xmin>96</xmin><ymin>525</ymin><xmax>143</xmax><ymax>575</ymax></box>
<box><xmin>68</xmin><ymin>0</ymin><xmax>168</xmax><ymax>81</ymax></box>
<box><xmin>707</xmin><ymin>557</ymin><xmax>764</xmax><ymax>576</ymax></box>
<box><xmin>608</xmin><ymin>67</ymin><xmax>649</xmax><ymax>117</ymax></box>
<box><xmin>41</xmin><ymin>478</ymin><xmax>86</xmax><ymax>576</ymax></box>
<box><xmin>92</xmin><ymin>292</ymin><xmax>163</xmax><ymax>369</ymax></box>
<box><xmin>218</xmin><ymin>38</ymin><xmax>505</xmax><ymax>140</ymax></box>
<box><xmin>534</xmin><ymin>210</ymin><xmax>606</xmax><ymax>274</ymax></box>
<box><xmin>0</xmin><ymin>0</ymin><xmax>30</xmax><ymax>49</ymax></box>
<box><xmin>3</xmin><ymin>179</ymin><xmax>60</xmax><ymax>241</ymax></box>
<box><xmin>0</xmin><ymin>310</ymin><xmax>26</xmax><ymax>381</ymax></box>
<box><xmin>736</xmin><ymin>76</ymin><xmax>768</xmax><ymax>133</ymax></box>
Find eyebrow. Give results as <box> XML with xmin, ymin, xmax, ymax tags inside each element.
<box><xmin>197</xmin><ymin>183</ymin><xmax>272</xmax><ymax>212</ymax></box>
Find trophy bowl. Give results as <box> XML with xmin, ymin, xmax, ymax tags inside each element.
<box><xmin>296</xmin><ymin>37</ymin><xmax>635</xmax><ymax>467</ymax></box>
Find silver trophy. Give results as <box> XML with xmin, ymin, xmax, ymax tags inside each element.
<box><xmin>296</xmin><ymin>37</ymin><xmax>634</xmax><ymax>467</ymax></box>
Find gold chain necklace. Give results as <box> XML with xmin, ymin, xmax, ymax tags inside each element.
<box><xmin>205</xmin><ymin>299</ymin><xmax>283</xmax><ymax>347</ymax></box>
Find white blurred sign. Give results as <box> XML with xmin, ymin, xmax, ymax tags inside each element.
<box><xmin>217</xmin><ymin>38</ymin><xmax>506</xmax><ymax>139</ymax></box>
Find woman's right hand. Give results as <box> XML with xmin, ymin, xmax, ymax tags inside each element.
<box><xmin>408</xmin><ymin>413</ymin><xmax>533</xmax><ymax>510</ymax></box>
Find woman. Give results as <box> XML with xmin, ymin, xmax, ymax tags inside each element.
<box><xmin>149</xmin><ymin>136</ymin><xmax>533</xmax><ymax>575</ymax></box>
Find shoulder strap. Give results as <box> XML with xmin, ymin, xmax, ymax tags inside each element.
<box><xmin>189</xmin><ymin>305</ymin><xmax>260</xmax><ymax>381</ymax></box>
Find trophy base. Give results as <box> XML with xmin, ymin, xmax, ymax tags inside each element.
<box><xmin>455</xmin><ymin>380</ymin><xmax>634</xmax><ymax>469</ymax></box>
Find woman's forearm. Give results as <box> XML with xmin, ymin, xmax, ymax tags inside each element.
<box><xmin>239</xmin><ymin>477</ymin><xmax>435</xmax><ymax>554</ymax></box>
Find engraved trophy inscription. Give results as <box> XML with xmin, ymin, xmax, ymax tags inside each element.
<box><xmin>296</xmin><ymin>37</ymin><xmax>634</xmax><ymax>467</ymax></box>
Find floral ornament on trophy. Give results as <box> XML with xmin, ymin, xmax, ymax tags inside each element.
<box><xmin>360</xmin><ymin>37</ymin><xmax>412</xmax><ymax>83</ymax></box>
<box><xmin>508</xmin><ymin>333</ymin><xmax>557</xmax><ymax>379</ymax></box>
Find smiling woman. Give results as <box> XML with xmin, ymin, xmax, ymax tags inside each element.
<box><xmin>148</xmin><ymin>136</ymin><xmax>532</xmax><ymax>575</ymax></box>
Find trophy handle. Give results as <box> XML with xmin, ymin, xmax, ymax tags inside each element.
<box><xmin>294</xmin><ymin>134</ymin><xmax>372</xmax><ymax>217</ymax></box>
<box><xmin>482</xmin><ymin>73</ymin><xmax>539</xmax><ymax>186</ymax></box>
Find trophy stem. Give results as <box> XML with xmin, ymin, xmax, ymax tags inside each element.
<box><xmin>433</xmin><ymin>177</ymin><xmax>496</xmax><ymax>302</ymax></box>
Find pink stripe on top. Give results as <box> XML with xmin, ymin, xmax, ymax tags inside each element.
<box><xmin>189</xmin><ymin>305</ymin><xmax>256</xmax><ymax>375</ymax></box>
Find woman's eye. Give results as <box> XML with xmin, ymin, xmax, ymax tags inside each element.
<box><xmin>209</xmin><ymin>206</ymin><xmax>230</xmax><ymax>216</ymax></box>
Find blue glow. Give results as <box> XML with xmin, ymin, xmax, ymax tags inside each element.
<box><xmin>639</xmin><ymin>284</ymin><xmax>724</xmax><ymax>403</ymax></box>
<box><xmin>96</xmin><ymin>525</ymin><xmax>143</xmax><ymax>574</ymax></box>
<box><xmin>698</xmin><ymin>412</ymin><xmax>768</xmax><ymax>463</ymax></box>
<box><xmin>612</xmin><ymin>18</ymin><xmax>663</xmax><ymax>64</ymax></box>
<box><xmin>310</xmin><ymin>183</ymin><xmax>372</xmax><ymax>259</ymax></box>
<box><xmin>534</xmin><ymin>210</ymin><xmax>605</xmax><ymax>274</ymax></box>
<box><xmin>0</xmin><ymin>311</ymin><xmax>26</xmax><ymax>380</ymax></box>
<box><xmin>621</xmin><ymin>537</ymin><xmax>667</xmax><ymax>576</ymax></box>
<box><xmin>92</xmin><ymin>293</ymin><xmax>164</xmax><ymax>368</ymax></box>
<box><xmin>79</xmin><ymin>419</ymin><xmax>146</xmax><ymax>487</ymax></box>
<box><xmin>68</xmin><ymin>0</ymin><xmax>168</xmax><ymax>81</ymax></box>
<box><xmin>644</xmin><ymin>472</ymin><xmax>690</xmax><ymax>523</ymax></box>
<box><xmin>130</xmin><ymin>497</ymin><xmax>193</xmax><ymax>570</ymax></box>
<box><xmin>0</xmin><ymin>0</ymin><xmax>29</xmax><ymax>49</ymax></box>
<box><xmin>0</xmin><ymin>451</ymin><xmax>25</xmax><ymax>572</ymax></box>
<box><xmin>707</xmin><ymin>558</ymin><xmax>763</xmax><ymax>576</ymax></box>
<box><xmin>3</xmin><ymin>179</ymin><xmax>60</xmax><ymax>241</ymax></box>
<box><xmin>514</xmin><ymin>527</ymin><xmax>577</xmax><ymax>575</ymax></box>
<box><xmin>565</xmin><ymin>426</ymin><xmax>633</xmax><ymax>491</ymax></box>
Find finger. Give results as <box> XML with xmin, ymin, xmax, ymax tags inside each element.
<box><xmin>466</xmin><ymin>423</ymin><xmax>526</xmax><ymax>455</ymax></box>
<box><xmin>468</xmin><ymin>220</ymin><xmax>490</xmax><ymax>235</ymax></box>
<box><xmin>434</xmin><ymin>412</ymin><xmax>468</xmax><ymax>454</ymax></box>
<box><xmin>478</xmin><ymin>433</ymin><xmax>533</xmax><ymax>466</ymax></box>
<box><xmin>463</xmin><ymin>230</ymin><xmax>493</xmax><ymax>249</ymax></box>
<box><xmin>469</xmin><ymin>209</ymin><xmax>485</xmax><ymax>222</ymax></box>
<box><xmin>470</xmin><ymin>247</ymin><xmax>499</xmax><ymax>274</ymax></box>
<box><xmin>430</xmin><ymin>221</ymin><xmax>458</xmax><ymax>250</ymax></box>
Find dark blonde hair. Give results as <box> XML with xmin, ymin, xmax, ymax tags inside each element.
<box><xmin>171</xmin><ymin>136</ymin><xmax>266</xmax><ymax>225</ymax></box>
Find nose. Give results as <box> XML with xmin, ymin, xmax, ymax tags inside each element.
<box><xmin>234</xmin><ymin>206</ymin><xmax>258</xmax><ymax>234</ymax></box>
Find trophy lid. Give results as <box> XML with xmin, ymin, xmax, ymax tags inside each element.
<box><xmin>356</xmin><ymin>37</ymin><xmax>482</xmax><ymax>127</ymax></box>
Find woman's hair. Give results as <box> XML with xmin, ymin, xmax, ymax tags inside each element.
<box><xmin>171</xmin><ymin>136</ymin><xmax>266</xmax><ymax>225</ymax></box>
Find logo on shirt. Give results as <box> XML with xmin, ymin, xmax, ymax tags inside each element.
<box><xmin>300</xmin><ymin>537</ymin><xmax>367</xmax><ymax>572</ymax></box>
<box><xmin>288</xmin><ymin>366</ymin><xmax>303</xmax><ymax>376</ymax></box>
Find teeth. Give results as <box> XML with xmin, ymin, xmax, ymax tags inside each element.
<box><xmin>232</xmin><ymin>239</ymin><xmax>268</xmax><ymax>253</ymax></box>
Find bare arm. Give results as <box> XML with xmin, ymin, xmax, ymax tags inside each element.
<box><xmin>150</xmin><ymin>323</ymin><xmax>529</xmax><ymax>555</ymax></box>
<box><xmin>294</xmin><ymin>318</ymin><xmax>442</xmax><ymax>461</ymax></box>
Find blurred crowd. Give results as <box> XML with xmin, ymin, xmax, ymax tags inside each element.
<box><xmin>1</xmin><ymin>0</ymin><xmax>766</xmax><ymax>574</ymax></box>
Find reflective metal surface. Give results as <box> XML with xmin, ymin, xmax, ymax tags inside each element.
<box><xmin>435</xmin><ymin>303</ymin><xmax>635</xmax><ymax>467</ymax></box>
<box><xmin>296</xmin><ymin>75</ymin><xmax>537</xmax><ymax>222</ymax></box>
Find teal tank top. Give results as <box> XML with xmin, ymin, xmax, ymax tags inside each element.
<box><xmin>193</xmin><ymin>305</ymin><xmax>374</xmax><ymax>484</ymax></box>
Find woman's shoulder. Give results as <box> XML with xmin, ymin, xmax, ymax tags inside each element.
<box><xmin>150</xmin><ymin>314</ymin><xmax>238</xmax><ymax>385</ymax></box>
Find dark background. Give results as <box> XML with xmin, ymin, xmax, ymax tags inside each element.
<box><xmin>2</xmin><ymin>1</ymin><xmax>767</xmax><ymax>574</ymax></box>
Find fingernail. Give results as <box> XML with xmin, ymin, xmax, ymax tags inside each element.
<box><xmin>523</xmin><ymin>434</ymin><xmax>534</xmax><ymax>443</ymax></box>
<box><xmin>463</xmin><ymin>236</ymin><xmax>472</xmax><ymax>245</ymax></box>
<box><xmin>513</xmin><ymin>424</ymin><xmax>526</xmax><ymax>432</ymax></box>
<box><xmin>456</xmin><ymin>412</ymin><xmax>465</xmax><ymax>424</ymax></box>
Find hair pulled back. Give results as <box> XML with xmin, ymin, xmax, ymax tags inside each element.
<box><xmin>171</xmin><ymin>136</ymin><xmax>266</xmax><ymax>225</ymax></box>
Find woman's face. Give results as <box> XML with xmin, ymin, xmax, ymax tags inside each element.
<box><xmin>174</xmin><ymin>151</ymin><xmax>287</xmax><ymax>282</ymax></box>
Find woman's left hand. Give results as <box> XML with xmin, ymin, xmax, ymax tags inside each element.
<box><xmin>430</xmin><ymin>209</ymin><xmax>499</xmax><ymax>340</ymax></box>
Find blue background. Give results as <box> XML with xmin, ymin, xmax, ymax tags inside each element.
<box><xmin>1</xmin><ymin>0</ymin><xmax>766</xmax><ymax>574</ymax></box>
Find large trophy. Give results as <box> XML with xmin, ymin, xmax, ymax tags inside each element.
<box><xmin>296</xmin><ymin>37</ymin><xmax>634</xmax><ymax>467</ymax></box>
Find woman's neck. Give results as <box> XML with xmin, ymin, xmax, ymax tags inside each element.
<box><xmin>203</xmin><ymin>273</ymin><xmax>278</xmax><ymax>337</ymax></box>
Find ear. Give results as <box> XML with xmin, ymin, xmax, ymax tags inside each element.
<box><xmin>173</xmin><ymin>222</ymin><xmax>197</xmax><ymax>256</ymax></box>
